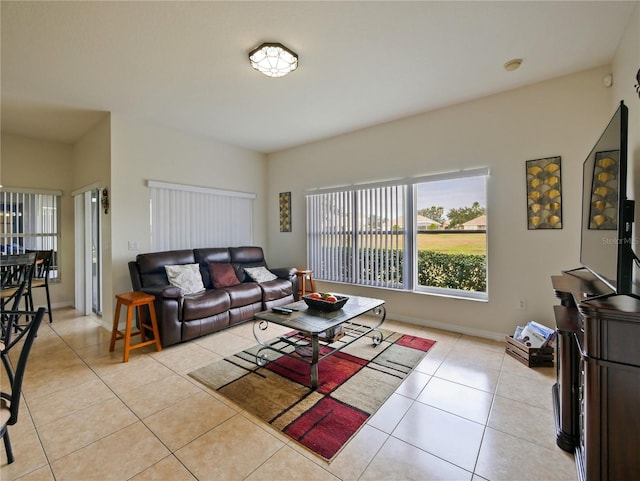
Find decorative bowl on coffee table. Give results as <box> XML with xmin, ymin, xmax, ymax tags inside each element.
<box><xmin>302</xmin><ymin>294</ymin><xmax>349</xmax><ymax>312</ymax></box>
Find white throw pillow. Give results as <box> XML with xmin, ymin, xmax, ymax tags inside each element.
<box><xmin>165</xmin><ymin>264</ymin><xmax>205</xmax><ymax>295</ymax></box>
<box><xmin>244</xmin><ymin>266</ymin><xmax>278</xmax><ymax>283</ymax></box>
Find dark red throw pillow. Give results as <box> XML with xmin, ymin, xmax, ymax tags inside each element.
<box><xmin>208</xmin><ymin>262</ymin><xmax>241</xmax><ymax>289</ymax></box>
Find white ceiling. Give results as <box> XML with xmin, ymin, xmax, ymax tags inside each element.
<box><xmin>1</xmin><ymin>1</ymin><xmax>636</xmax><ymax>154</ymax></box>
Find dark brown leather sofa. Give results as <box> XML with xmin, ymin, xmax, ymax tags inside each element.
<box><xmin>128</xmin><ymin>246</ymin><xmax>297</xmax><ymax>347</ymax></box>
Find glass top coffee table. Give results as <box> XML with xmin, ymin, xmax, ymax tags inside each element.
<box><xmin>253</xmin><ymin>295</ymin><xmax>386</xmax><ymax>389</ymax></box>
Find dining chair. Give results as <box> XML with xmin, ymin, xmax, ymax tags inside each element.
<box><xmin>0</xmin><ymin>307</ymin><xmax>45</xmax><ymax>464</ymax></box>
<box><xmin>1</xmin><ymin>253</ymin><xmax>36</xmax><ymax>358</ymax></box>
<box><xmin>25</xmin><ymin>250</ymin><xmax>53</xmax><ymax>323</ymax></box>
<box><xmin>0</xmin><ymin>253</ymin><xmax>36</xmax><ymax>314</ymax></box>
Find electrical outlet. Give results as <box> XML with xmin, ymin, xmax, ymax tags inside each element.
<box><xmin>517</xmin><ymin>299</ymin><xmax>527</xmax><ymax>310</ymax></box>
<box><xmin>128</xmin><ymin>240</ymin><xmax>139</xmax><ymax>251</ymax></box>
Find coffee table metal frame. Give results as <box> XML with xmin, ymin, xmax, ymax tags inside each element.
<box><xmin>253</xmin><ymin>295</ymin><xmax>386</xmax><ymax>389</ymax></box>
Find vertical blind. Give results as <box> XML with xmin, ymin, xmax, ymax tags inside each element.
<box><xmin>307</xmin><ymin>190</ymin><xmax>353</xmax><ymax>283</ymax></box>
<box><xmin>1</xmin><ymin>188</ymin><xmax>61</xmax><ymax>277</ymax></box>
<box><xmin>307</xmin><ymin>184</ymin><xmax>406</xmax><ymax>288</ymax></box>
<box><xmin>307</xmin><ymin>168</ymin><xmax>489</xmax><ymax>296</ymax></box>
<box><xmin>148</xmin><ymin>181</ymin><xmax>256</xmax><ymax>251</ymax></box>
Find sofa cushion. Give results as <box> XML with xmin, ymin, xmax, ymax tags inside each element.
<box><xmin>165</xmin><ymin>264</ymin><xmax>205</xmax><ymax>295</ymax></box>
<box><xmin>137</xmin><ymin>249</ymin><xmax>195</xmax><ymax>287</ymax></box>
<box><xmin>222</xmin><ymin>282</ymin><xmax>262</xmax><ymax>308</ymax></box>
<box><xmin>230</xmin><ymin>246</ymin><xmax>267</xmax><ymax>282</ymax></box>
<box><xmin>194</xmin><ymin>248</ymin><xmax>232</xmax><ymax>264</ymax></box>
<box><xmin>229</xmin><ymin>246</ymin><xmax>266</xmax><ymax>264</ymax></box>
<box><xmin>259</xmin><ymin>278</ymin><xmax>293</xmax><ymax>302</ymax></box>
<box><xmin>182</xmin><ymin>289</ymin><xmax>231</xmax><ymax>321</ymax></box>
<box><xmin>244</xmin><ymin>266</ymin><xmax>277</xmax><ymax>283</ymax></box>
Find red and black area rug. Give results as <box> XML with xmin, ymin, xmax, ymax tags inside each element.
<box><xmin>189</xmin><ymin>329</ymin><xmax>435</xmax><ymax>461</ymax></box>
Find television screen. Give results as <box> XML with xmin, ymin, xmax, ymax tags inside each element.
<box><xmin>580</xmin><ymin>102</ymin><xmax>633</xmax><ymax>294</ymax></box>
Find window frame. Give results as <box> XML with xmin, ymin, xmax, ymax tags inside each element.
<box><xmin>306</xmin><ymin>168</ymin><xmax>489</xmax><ymax>300</ymax></box>
<box><xmin>0</xmin><ymin>187</ymin><xmax>62</xmax><ymax>280</ymax></box>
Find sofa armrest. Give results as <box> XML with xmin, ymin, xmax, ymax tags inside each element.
<box><xmin>140</xmin><ymin>285</ymin><xmax>182</xmax><ymax>299</ymax></box>
<box><xmin>129</xmin><ymin>261</ymin><xmax>143</xmax><ymax>291</ymax></box>
<box><xmin>270</xmin><ymin>267</ymin><xmax>298</xmax><ymax>297</ymax></box>
<box><xmin>137</xmin><ymin>285</ymin><xmax>183</xmax><ymax>347</ymax></box>
<box><xmin>271</xmin><ymin>267</ymin><xmax>298</xmax><ymax>280</ymax></box>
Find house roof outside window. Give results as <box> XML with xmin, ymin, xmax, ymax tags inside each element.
<box><xmin>461</xmin><ymin>215</ymin><xmax>487</xmax><ymax>230</ymax></box>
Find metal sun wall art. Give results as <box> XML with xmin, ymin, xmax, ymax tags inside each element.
<box><xmin>589</xmin><ymin>150</ymin><xmax>619</xmax><ymax>230</ymax></box>
<box><xmin>279</xmin><ymin>192</ymin><xmax>291</xmax><ymax>232</ymax></box>
<box><xmin>526</xmin><ymin>156</ymin><xmax>562</xmax><ymax>230</ymax></box>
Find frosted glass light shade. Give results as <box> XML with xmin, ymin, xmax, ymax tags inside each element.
<box><xmin>249</xmin><ymin>43</ymin><xmax>298</xmax><ymax>78</ymax></box>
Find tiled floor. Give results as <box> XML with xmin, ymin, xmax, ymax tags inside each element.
<box><xmin>1</xmin><ymin>307</ymin><xmax>577</xmax><ymax>481</ymax></box>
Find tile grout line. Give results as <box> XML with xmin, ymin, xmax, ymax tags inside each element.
<box><xmin>33</xmin><ymin>317</ymin><xmax>207</xmax><ymax>479</ymax></box>
<box><xmin>5</xmin><ymin>311</ymin><xmax>567</xmax><ymax>480</ymax></box>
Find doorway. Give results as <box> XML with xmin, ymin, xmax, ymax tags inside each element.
<box><xmin>73</xmin><ymin>188</ymin><xmax>102</xmax><ymax>316</ymax></box>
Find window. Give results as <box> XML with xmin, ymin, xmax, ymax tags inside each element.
<box><xmin>307</xmin><ymin>168</ymin><xmax>488</xmax><ymax>299</ymax></box>
<box><xmin>307</xmin><ymin>185</ymin><xmax>405</xmax><ymax>288</ymax></box>
<box><xmin>1</xmin><ymin>188</ymin><xmax>61</xmax><ymax>279</ymax></box>
<box><xmin>148</xmin><ymin>181</ymin><xmax>256</xmax><ymax>251</ymax></box>
<box><xmin>414</xmin><ymin>175</ymin><xmax>487</xmax><ymax>298</ymax></box>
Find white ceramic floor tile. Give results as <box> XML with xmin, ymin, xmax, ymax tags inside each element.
<box><xmin>394</xmin><ymin>369</ymin><xmax>431</xmax><ymax>399</ymax></box>
<box><xmin>118</xmin><ymin>373</ymin><xmax>203</xmax><ymax>418</ymax></box>
<box><xmin>367</xmin><ymin>392</ymin><xmax>414</xmax><ymax>434</ymax></box>
<box><xmin>328</xmin><ymin>425</ymin><xmax>389</xmax><ymax>481</ymax></box>
<box><xmin>37</xmin><ymin>397</ymin><xmax>139</xmax><ymax>461</ymax></box>
<box><xmin>175</xmin><ymin>414</ymin><xmax>284</xmax><ymax>481</ymax></box>
<box><xmin>2</xmin><ymin>308</ymin><xmax>580</xmax><ymax>481</ymax></box>
<box><xmin>144</xmin><ymin>391</ymin><xmax>236</xmax><ymax>451</ymax></box>
<box><xmin>417</xmin><ymin>376</ymin><xmax>494</xmax><ymax>424</ymax></box>
<box><xmin>49</xmin><ymin>422</ymin><xmax>170</xmax><ymax>481</ymax></box>
<box><xmin>393</xmin><ymin>401</ymin><xmax>485</xmax><ymax>471</ymax></box>
<box><xmin>496</xmin><ymin>370</ymin><xmax>555</xmax><ymax>410</ymax></box>
<box><xmin>487</xmin><ymin>394</ymin><xmax>558</xmax><ymax>450</ymax></box>
<box><xmin>475</xmin><ymin>427</ymin><xmax>577</xmax><ymax>481</ymax></box>
<box><xmin>129</xmin><ymin>455</ymin><xmax>197</xmax><ymax>481</ymax></box>
<box><xmin>435</xmin><ymin>357</ymin><xmax>501</xmax><ymax>393</ymax></box>
<box><xmin>360</xmin><ymin>436</ymin><xmax>473</xmax><ymax>481</ymax></box>
<box><xmin>244</xmin><ymin>446</ymin><xmax>339</xmax><ymax>481</ymax></box>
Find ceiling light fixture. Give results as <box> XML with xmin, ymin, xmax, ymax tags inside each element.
<box><xmin>249</xmin><ymin>42</ymin><xmax>298</xmax><ymax>78</ymax></box>
<box><xmin>504</xmin><ymin>58</ymin><xmax>523</xmax><ymax>72</ymax></box>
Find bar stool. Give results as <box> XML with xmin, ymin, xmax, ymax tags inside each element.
<box><xmin>109</xmin><ymin>292</ymin><xmax>162</xmax><ymax>362</ymax></box>
<box><xmin>296</xmin><ymin>269</ymin><xmax>316</xmax><ymax>299</ymax></box>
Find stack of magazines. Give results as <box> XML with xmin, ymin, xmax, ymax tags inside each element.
<box><xmin>513</xmin><ymin>321</ymin><xmax>556</xmax><ymax>348</ymax></box>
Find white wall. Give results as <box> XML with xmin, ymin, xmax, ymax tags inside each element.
<box><xmin>107</xmin><ymin>114</ymin><xmax>268</xmax><ymax>325</ymax></box>
<box><xmin>612</xmin><ymin>3</ymin><xmax>640</xmax><ymax>225</ymax></box>
<box><xmin>73</xmin><ymin>115</ymin><xmax>111</xmax><ymax>190</ymax></box>
<box><xmin>4</xmin><ymin>5</ymin><xmax>637</xmax><ymax>338</ymax></box>
<box><xmin>0</xmin><ymin>134</ymin><xmax>75</xmax><ymax>309</ymax></box>
<box><xmin>266</xmin><ymin>67</ymin><xmax>614</xmax><ymax>339</ymax></box>
<box><xmin>72</xmin><ymin>115</ymin><xmax>112</xmax><ymax>318</ymax></box>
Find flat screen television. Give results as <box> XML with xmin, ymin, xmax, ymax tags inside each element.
<box><xmin>579</xmin><ymin>101</ymin><xmax>635</xmax><ymax>295</ymax></box>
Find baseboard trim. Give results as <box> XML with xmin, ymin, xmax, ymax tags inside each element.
<box><xmin>30</xmin><ymin>300</ymin><xmax>74</xmax><ymax>311</ymax></box>
<box><xmin>44</xmin><ymin>304</ymin><xmax>507</xmax><ymax>342</ymax></box>
<box><xmin>386</xmin><ymin>311</ymin><xmax>506</xmax><ymax>342</ymax></box>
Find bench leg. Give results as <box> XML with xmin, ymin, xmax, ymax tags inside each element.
<box><xmin>109</xmin><ymin>300</ymin><xmax>123</xmax><ymax>352</ymax></box>
<box><xmin>123</xmin><ymin>305</ymin><xmax>134</xmax><ymax>362</ymax></box>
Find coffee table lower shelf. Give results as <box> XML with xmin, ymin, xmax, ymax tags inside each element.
<box><xmin>253</xmin><ymin>297</ymin><xmax>386</xmax><ymax>389</ymax></box>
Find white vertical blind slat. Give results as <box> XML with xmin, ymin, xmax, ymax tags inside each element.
<box><xmin>149</xmin><ymin>185</ymin><xmax>253</xmax><ymax>251</ymax></box>
<box><xmin>0</xmin><ymin>190</ymin><xmax>59</xmax><ymax>274</ymax></box>
<box><xmin>307</xmin><ymin>184</ymin><xmax>405</xmax><ymax>289</ymax></box>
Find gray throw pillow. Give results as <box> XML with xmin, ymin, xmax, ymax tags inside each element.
<box><xmin>244</xmin><ymin>266</ymin><xmax>278</xmax><ymax>283</ymax></box>
<box><xmin>165</xmin><ymin>264</ymin><xmax>205</xmax><ymax>295</ymax></box>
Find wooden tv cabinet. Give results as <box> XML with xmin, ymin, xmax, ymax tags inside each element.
<box><xmin>551</xmin><ymin>269</ymin><xmax>640</xmax><ymax>481</ymax></box>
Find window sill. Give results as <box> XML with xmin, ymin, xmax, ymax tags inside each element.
<box><xmin>318</xmin><ymin>280</ymin><xmax>488</xmax><ymax>302</ymax></box>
